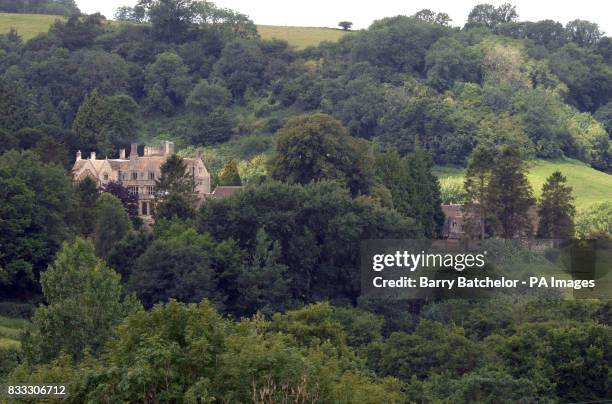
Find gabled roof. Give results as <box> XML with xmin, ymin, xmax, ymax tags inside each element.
<box><xmin>211</xmin><ymin>186</ymin><xmax>243</xmax><ymax>198</ymax></box>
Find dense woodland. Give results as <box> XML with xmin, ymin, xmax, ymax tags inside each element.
<box><xmin>0</xmin><ymin>1</ymin><xmax>611</xmax><ymax>402</ymax></box>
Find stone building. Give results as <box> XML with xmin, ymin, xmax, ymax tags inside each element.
<box><xmin>72</xmin><ymin>141</ymin><xmax>211</xmax><ymax>219</ymax></box>
<box><xmin>442</xmin><ymin>204</ymin><xmax>540</xmax><ymax>239</ymax></box>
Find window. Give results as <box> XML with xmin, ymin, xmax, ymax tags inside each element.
<box><xmin>149</xmin><ymin>171</ymin><xmax>155</xmax><ymax>180</ymax></box>
<box><xmin>132</xmin><ymin>172</ymin><xmax>138</xmax><ymax>180</ymax></box>
<box><xmin>146</xmin><ymin>186</ymin><xmax>155</xmax><ymax>195</ymax></box>
<box><xmin>103</xmin><ymin>173</ymin><xmax>109</xmax><ymax>181</ymax></box>
<box><xmin>128</xmin><ymin>186</ymin><xmax>138</xmax><ymax>195</ymax></box>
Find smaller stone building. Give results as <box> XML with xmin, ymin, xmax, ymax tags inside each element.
<box><xmin>72</xmin><ymin>141</ymin><xmax>211</xmax><ymax>219</ymax></box>
<box><xmin>442</xmin><ymin>204</ymin><xmax>541</xmax><ymax>239</ymax></box>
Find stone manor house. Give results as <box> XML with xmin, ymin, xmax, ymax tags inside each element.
<box><xmin>72</xmin><ymin>141</ymin><xmax>211</xmax><ymax>219</ymax></box>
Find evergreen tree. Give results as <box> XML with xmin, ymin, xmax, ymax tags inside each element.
<box><xmin>537</xmin><ymin>171</ymin><xmax>575</xmax><ymax>238</ymax></box>
<box><xmin>405</xmin><ymin>141</ymin><xmax>445</xmax><ymax>238</ymax></box>
<box><xmin>464</xmin><ymin>145</ymin><xmax>496</xmax><ymax>239</ymax></box>
<box><xmin>156</xmin><ymin>154</ymin><xmax>195</xmax><ymax>195</ymax></box>
<box><xmin>154</xmin><ymin>155</ymin><xmax>197</xmax><ymax>220</ymax></box>
<box><xmin>0</xmin><ymin>78</ymin><xmax>31</xmax><ymax>133</ymax></box>
<box><xmin>75</xmin><ymin>177</ymin><xmax>99</xmax><ymax>237</ymax></box>
<box><xmin>486</xmin><ymin>145</ymin><xmax>536</xmax><ymax>238</ymax></box>
<box><xmin>93</xmin><ymin>193</ymin><xmax>132</xmax><ymax>260</ymax></box>
<box><xmin>218</xmin><ymin>159</ymin><xmax>242</xmax><ymax>186</ymax></box>
<box><xmin>236</xmin><ymin>228</ymin><xmax>290</xmax><ymax>316</ymax></box>
<box><xmin>72</xmin><ymin>89</ymin><xmax>111</xmax><ymax>155</ymax></box>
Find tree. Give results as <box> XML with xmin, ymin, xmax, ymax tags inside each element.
<box><xmin>550</xmin><ymin>44</ymin><xmax>612</xmax><ymax>113</ymax></box>
<box><xmin>537</xmin><ymin>171</ymin><xmax>575</xmax><ymax>238</ymax></box>
<box><xmin>114</xmin><ymin>5</ymin><xmax>146</xmax><ymax>22</ymax></box>
<box><xmin>486</xmin><ymin>145</ymin><xmax>536</xmax><ymax>238</ymax></box>
<box><xmin>137</xmin><ymin>0</ymin><xmax>198</xmax><ymax>42</ymax></box>
<box><xmin>101</xmin><ymin>181</ymin><xmax>139</xmax><ymax>218</ymax></box>
<box><xmin>405</xmin><ymin>142</ymin><xmax>445</xmax><ymax>238</ymax></box>
<box><xmin>565</xmin><ymin>19</ymin><xmax>602</xmax><ymax>48</ymax></box>
<box><xmin>144</xmin><ymin>52</ymin><xmax>191</xmax><ymax>114</ymax></box>
<box><xmin>72</xmin><ymin>90</ymin><xmax>111</xmax><ymax>155</ymax></box>
<box><xmin>186</xmin><ymin>80</ymin><xmax>231</xmax><ymax>113</ymax></box>
<box><xmin>236</xmin><ymin>228</ymin><xmax>290</xmax><ymax>316</ymax></box>
<box><xmin>466</xmin><ymin>3</ymin><xmax>517</xmax><ymax>29</ymax></box>
<box><xmin>154</xmin><ymin>155</ymin><xmax>197</xmax><ymax>220</ymax></box>
<box><xmin>425</xmin><ymin>37</ymin><xmax>482</xmax><ymax>91</ymax></box>
<box><xmin>575</xmin><ymin>202</ymin><xmax>612</xmax><ymax>239</ymax></box>
<box><xmin>190</xmin><ymin>107</ymin><xmax>234</xmax><ymax>145</ymax></box>
<box><xmin>269</xmin><ymin>113</ymin><xmax>375</xmax><ymax>196</ymax></box>
<box><xmin>198</xmin><ymin>181</ymin><xmax>415</xmax><ymax>305</ymax></box>
<box><xmin>127</xmin><ymin>223</ymin><xmax>233</xmax><ymax>307</ymax></box>
<box><xmin>413</xmin><ymin>9</ymin><xmax>451</xmax><ymax>26</ymax></box>
<box><xmin>213</xmin><ymin>40</ymin><xmax>266</xmax><ymax>97</ymax></box>
<box><xmin>49</xmin><ymin>13</ymin><xmax>104</xmax><ymax>51</ymax></box>
<box><xmin>0</xmin><ymin>151</ymin><xmax>76</xmax><ymax>296</ymax></box>
<box><xmin>93</xmin><ymin>193</ymin><xmax>132</xmax><ymax>260</ymax></box>
<box><xmin>371</xmin><ymin>320</ymin><xmax>479</xmax><ymax>381</ymax></box>
<box><xmin>338</xmin><ymin>21</ymin><xmax>353</xmax><ymax>31</ymax></box>
<box><xmin>464</xmin><ymin>145</ymin><xmax>496</xmax><ymax>239</ymax></box>
<box><xmin>0</xmin><ymin>78</ymin><xmax>31</xmax><ymax>133</ymax></box>
<box><xmin>75</xmin><ymin>177</ymin><xmax>99</xmax><ymax>237</ymax></box>
<box><xmin>218</xmin><ymin>159</ymin><xmax>242</xmax><ymax>186</ymax></box>
<box><xmin>23</xmin><ymin>238</ymin><xmax>138</xmax><ymax>363</ymax></box>
<box><xmin>156</xmin><ymin>154</ymin><xmax>195</xmax><ymax>195</ymax></box>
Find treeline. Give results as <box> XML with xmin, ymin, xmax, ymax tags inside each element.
<box><xmin>4</xmin><ymin>237</ymin><xmax>611</xmax><ymax>402</ymax></box>
<box><xmin>0</xmin><ymin>1</ymin><xmax>610</xmax><ymax>173</ymax></box>
<box><xmin>0</xmin><ymin>0</ymin><xmax>78</xmax><ymax>16</ymax></box>
<box><xmin>0</xmin><ymin>112</ymin><xmax>447</xmax><ymax>303</ymax></box>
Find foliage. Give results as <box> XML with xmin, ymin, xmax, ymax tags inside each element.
<box><xmin>144</xmin><ymin>52</ymin><xmax>191</xmax><ymax>115</ymax></box>
<box><xmin>338</xmin><ymin>21</ymin><xmax>353</xmax><ymax>31</ymax></box>
<box><xmin>466</xmin><ymin>3</ymin><xmax>518</xmax><ymax>29</ymax></box>
<box><xmin>23</xmin><ymin>238</ymin><xmax>138</xmax><ymax>363</ymax></box>
<box><xmin>74</xmin><ymin>176</ymin><xmax>98</xmax><ymax>237</ymax></box>
<box><xmin>218</xmin><ymin>159</ymin><xmax>242</xmax><ymax>186</ymax></box>
<box><xmin>127</xmin><ymin>222</ymin><xmax>235</xmax><ymax>308</ymax></box>
<box><xmin>100</xmin><ymin>181</ymin><xmax>139</xmax><ymax>218</ymax></box>
<box><xmin>537</xmin><ymin>171</ymin><xmax>576</xmax><ymax>238</ymax></box>
<box><xmin>0</xmin><ymin>150</ymin><xmax>75</xmax><ymax>297</ymax></box>
<box><xmin>575</xmin><ymin>202</ymin><xmax>612</xmax><ymax>239</ymax></box>
<box><xmin>154</xmin><ymin>154</ymin><xmax>197</xmax><ymax>220</ymax></box>
<box><xmin>93</xmin><ymin>193</ymin><xmax>132</xmax><ymax>260</ymax></box>
<box><xmin>269</xmin><ymin>113</ymin><xmax>375</xmax><ymax>196</ymax></box>
<box><xmin>198</xmin><ymin>181</ymin><xmax>416</xmax><ymax>308</ymax></box>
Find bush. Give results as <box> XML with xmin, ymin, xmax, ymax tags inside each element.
<box><xmin>0</xmin><ymin>347</ymin><xmax>20</xmax><ymax>380</ymax></box>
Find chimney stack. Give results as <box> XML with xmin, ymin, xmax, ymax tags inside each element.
<box><xmin>76</xmin><ymin>150</ymin><xmax>81</xmax><ymax>161</ymax></box>
<box><xmin>119</xmin><ymin>148</ymin><xmax>126</xmax><ymax>159</ymax></box>
<box><xmin>164</xmin><ymin>141</ymin><xmax>175</xmax><ymax>156</ymax></box>
<box><xmin>130</xmin><ymin>143</ymin><xmax>138</xmax><ymax>160</ymax></box>
<box><xmin>90</xmin><ymin>151</ymin><xmax>96</xmax><ymax>160</ymax></box>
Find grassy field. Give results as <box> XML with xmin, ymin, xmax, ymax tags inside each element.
<box><xmin>0</xmin><ymin>13</ymin><xmax>350</xmax><ymax>48</ymax></box>
<box><xmin>0</xmin><ymin>12</ymin><xmax>62</xmax><ymax>40</ymax></box>
<box><xmin>434</xmin><ymin>158</ymin><xmax>612</xmax><ymax>211</ymax></box>
<box><xmin>0</xmin><ymin>316</ymin><xmax>28</xmax><ymax>349</ymax></box>
<box><xmin>257</xmin><ymin>25</ymin><xmax>351</xmax><ymax>49</ymax></box>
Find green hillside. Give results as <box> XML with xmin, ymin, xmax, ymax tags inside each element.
<box><xmin>0</xmin><ymin>12</ymin><xmax>62</xmax><ymax>40</ymax></box>
<box><xmin>434</xmin><ymin>158</ymin><xmax>612</xmax><ymax>211</ymax></box>
<box><xmin>0</xmin><ymin>13</ymin><xmax>350</xmax><ymax>48</ymax></box>
<box><xmin>257</xmin><ymin>25</ymin><xmax>351</xmax><ymax>49</ymax></box>
<box><xmin>0</xmin><ymin>316</ymin><xmax>27</xmax><ymax>349</ymax></box>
